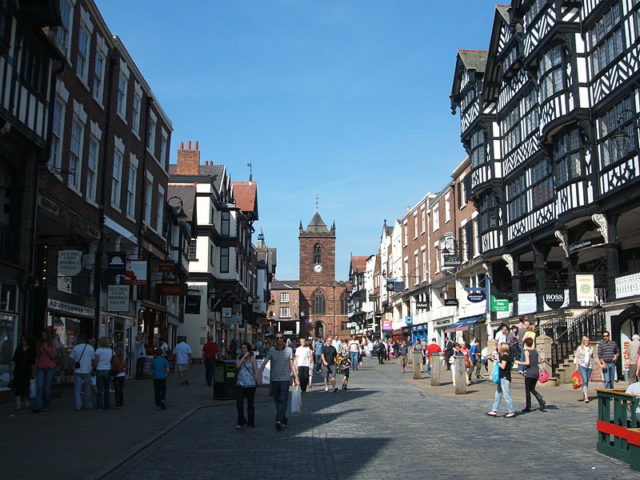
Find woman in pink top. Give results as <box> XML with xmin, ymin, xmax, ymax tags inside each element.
<box><xmin>33</xmin><ymin>329</ymin><xmax>57</xmax><ymax>412</ymax></box>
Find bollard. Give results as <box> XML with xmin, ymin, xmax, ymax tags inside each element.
<box><xmin>453</xmin><ymin>356</ymin><xmax>467</xmax><ymax>394</ymax></box>
<box><xmin>412</xmin><ymin>351</ymin><xmax>422</xmax><ymax>379</ymax></box>
<box><xmin>430</xmin><ymin>353</ymin><xmax>441</xmax><ymax>386</ymax></box>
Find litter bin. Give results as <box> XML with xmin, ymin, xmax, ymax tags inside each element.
<box><xmin>213</xmin><ymin>360</ymin><xmax>237</xmax><ymax>400</ymax></box>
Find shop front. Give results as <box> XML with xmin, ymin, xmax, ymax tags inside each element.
<box><xmin>411</xmin><ymin>323</ymin><xmax>429</xmax><ymax>343</ymax></box>
<box><xmin>0</xmin><ymin>282</ymin><xmax>19</xmax><ymax>391</ymax></box>
<box><xmin>608</xmin><ymin>303</ymin><xmax>640</xmax><ymax>379</ymax></box>
<box><xmin>445</xmin><ymin>314</ymin><xmax>486</xmax><ymax>347</ymax></box>
<box><xmin>433</xmin><ymin>316</ymin><xmax>455</xmax><ymax>347</ymax></box>
<box><xmin>139</xmin><ymin>300</ymin><xmax>168</xmax><ymax>352</ymax></box>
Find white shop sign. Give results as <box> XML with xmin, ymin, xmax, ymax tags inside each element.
<box><xmin>57</xmin><ymin>250</ymin><xmax>82</xmax><ymax>277</ymax></box>
<box><xmin>107</xmin><ymin>285</ymin><xmax>130</xmax><ymax>312</ymax></box>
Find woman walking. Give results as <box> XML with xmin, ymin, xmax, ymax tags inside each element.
<box><xmin>11</xmin><ymin>336</ymin><xmax>35</xmax><ymax>410</ymax></box>
<box><xmin>235</xmin><ymin>342</ymin><xmax>260</xmax><ymax>429</ymax></box>
<box><xmin>515</xmin><ymin>337</ymin><xmax>546</xmax><ymax>412</ymax></box>
<box><xmin>33</xmin><ymin>329</ymin><xmax>57</xmax><ymax>412</ymax></box>
<box><xmin>487</xmin><ymin>343</ymin><xmax>515</xmax><ymax>418</ymax></box>
<box><xmin>574</xmin><ymin>336</ymin><xmax>594</xmax><ymax>403</ymax></box>
<box><xmin>294</xmin><ymin>338</ymin><xmax>313</xmax><ymax>392</ymax></box>
<box><xmin>112</xmin><ymin>348</ymin><xmax>127</xmax><ymax>409</ymax></box>
<box><xmin>94</xmin><ymin>337</ymin><xmax>113</xmax><ymax>410</ymax></box>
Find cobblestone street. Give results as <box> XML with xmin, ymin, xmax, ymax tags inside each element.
<box><xmin>104</xmin><ymin>359</ymin><xmax>639</xmax><ymax>480</ymax></box>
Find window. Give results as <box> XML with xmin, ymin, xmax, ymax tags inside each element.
<box><xmin>144</xmin><ymin>175</ymin><xmax>153</xmax><ymax>225</ymax></box>
<box><xmin>465</xmin><ymin>222</ymin><xmax>474</xmax><ymax>259</ymax></box>
<box><xmin>589</xmin><ymin>3</ymin><xmax>624</xmax><ymax>76</ymax></box>
<box><xmin>18</xmin><ymin>40</ymin><xmax>47</xmax><ymax>98</ymax></box>
<box><xmin>502</xmin><ymin>105</ymin><xmax>521</xmax><ymax>155</ymax></box>
<box><xmin>413</xmin><ymin>213</ymin><xmax>418</xmax><ymax>239</ymax></box>
<box><xmin>539</xmin><ymin>45</ymin><xmax>565</xmax><ymax>101</ymax></box>
<box><xmin>280</xmin><ymin>292</ymin><xmax>289</xmax><ymax>303</ymax></box>
<box><xmin>340</xmin><ymin>292</ymin><xmax>348</xmax><ymax>315</ymax></box>
<box><xmin>160</xmin><ymin>130</ymin><xmax>168</xmax><ymax>167</ymax></box>
<box><xmin>147</xmin><ymin>113</ymin><xmax>157</xmax><ymax>156</ymax></box>
<box><xmin>86</xmin><ymin>135</ymin><xmax>99</xmax><ymax>203</ymax></box>
<box><xmin>421</xmin><ymin>208</ymin><xmax>426</xmax><ymax>234</ymax></box>
<box><xmin>279</xmin><ymin>306</ymin><xmax>291</xmax><ymax>318</ymax></box>
<box><xmin>220</xmin><ymin>247</ymin><xmax>230</xmax><ymax>273</ymax></box>
<box><xmin>531</xmin><ymin>159</ymin><xmax>554</xmax><ymax>208</ymax></box>
<box><xmin>76</xmin><ymin>25</ymin><xmax>90</xmax><ymax>82</ymax></box>
<box><xmin>111</xmin><ymin>148</ymin><xmax>123</xmax><ymax>208</ymax></box>
<box><xmin>414</xmin><ymin>254</ymin><xmax>419</xmax><ymax>287</ymax></box>
<box><xmin>132</xmin><ymin>91</ymin><xmax>141</xmax><ymax>136</ymax></box>
<box><xmin>457</xmin><ymin>178</ymin><xmax>467</xmax><ymax>208</ymax></box>
<box><xmin>156</xmin><ymin>185</ymin><xmax>165</xmax><ymax>232</ymax></box>
<box><xmin>472</xmin><ymin>218</ymin><xmax>479</xmax><ymax>257</ymax></box>
<box><xmin>68</xmin><ymin>116</ymin><xmax>83</xmax><ymax>191</ymax></box>
<box><xmin>313</xmin><ymin>243</ymin><xmax>322</xmax><ymax>264</ymax></box>
<box><xmin>93</xmin><ymin>44</ymin><xmax>106</xmax><ymax>103</ymax></box>
<box><xmin>432</xmin><ymin>206</ymin><xmax>440</xmax><ymax>231</ymax></box>
<box><xmin>126</xmin><ymin>157</ymin><xmax>138</xmax><ymax>219</ymax></box>
<box><xmin>116</xmin><ymin>73</ymin><xmax>128</xmax><ymax>119</ymax></box>
<box><xmin>403</xmin><ymin>222</ymin><xmax>408</xmax><ymax>245</ymax></box>
<box><xmin>598</xmin><ymin>96</ymin><xmax>637</xmax><ymax>168</ymax></box>
<box><xmin>221</xmin><ymin>211</ymin><xmax>230</xmax><ymax>236</ymax></box>
<box><xmin>525</xmin><ymin>0</ymin><xmax>549</xmax><ymax>25</ymax></box>
<box><xmin>445</xmin><ymin>193</ymin><xmax>451</xmax><ymax>223</ymax></box>
<box><xmin>478</xmin><ymin>194</ymin><xmax>500</xmax><ymax>232</ymax></box>
<box><xmin>188</xmin><ymin>242</ymin><xmax>197</xmax><ymax>260</ymax></box>
<box><xmin>470</xmin><ymin>129</ymin><xmax>488</xmax><ymax>167</ymax></box>
<box><xmin>56</xmin><ymin>0</ymin><xmax>73</xmax><ymax>58</ymax></box>
<box><xmin>312</xmin><ymin>289</ymin><xmax>325</xmax><ymax>315</ymax></box>
<box><xmin>421</xmin><ymin>248</ymin><xmax>427</xmax><ymax>283</ymax></box>
<box><xmin>506</xmin><ymin>174</ymin><xmax>527</xmax><ymax>222</ymax></box>
<box><xmin>49</xmin><ymin>97</ymin><xmax>64</xmax><ymax>172</ymax></box>
<box><xmin>553</xmin><ymin>129</ymin><xmax>584</xmax><ymax>184</ymax></box>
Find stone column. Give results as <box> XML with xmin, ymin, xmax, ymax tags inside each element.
<box><xmin>567</xmin><ymin>254</ymin><xmax>578</xmax><ymax>307</ymax></box>
<box><xmin>512</xmin><ymin>254</ymin><xmax>521</xmax><ymax>316</ymax></box>
<box><xmin>605</xmin><ymin>214</ymin><xmax>620</xmax><ymax>301</ymax></box>
<box><xmin>453</xmin><ymin>356</ymin><xmax>467</xmax><ymax>394</ymax></box>
<box><xmin>412</xmin><ymin>351</ymin><xmax>422</xmax><ymax>379</ymax></box>
<box><xmin>486</xmin><ymin>338</ymin><xmax>498</xmax><ymax>375</ymax></box>
<box><xmin>533</xmin><ymin>244</ymin><xmax>549</xmax><ymax>313</ymax></box>
<box><xmin>430</xmin><ymin>353</ymin><xmax>441</xmax><ymax>386</ymax></box>
<box><xmin>536</xmin><ymin>334</ymin><xmax>552</xmax><ymax>387</ymax></box>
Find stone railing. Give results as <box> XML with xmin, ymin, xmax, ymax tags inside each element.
<box><xmin>616</xmin><ymin>272</ymin><xmax>640</xmax><ymax>299</ymax></box>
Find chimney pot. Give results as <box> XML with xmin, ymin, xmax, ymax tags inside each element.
<box><xmin>195</xmin><ymin>141</ymin><xmax>199</xmax><ymax>150</ymax></box>
<box><xmin>187</xmin><ymin>141</ymin><xmax>192</xmax><ymax>150</ymax></box>
<box><xmin>179</xmin><ymin>141</ymin><xmax>184</xmax><ymax>150</ymax></box>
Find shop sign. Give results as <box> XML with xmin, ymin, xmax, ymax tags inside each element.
<box><xmin>443</xmin><ymin>254</ymin><xmax>461</xmax><ymax>267</ymax></box>
<box><xmin>517</xmin><ymin>293</ymin><xmax>536</xmax><ymax>314</ymax></box>
<box><xmin>382</xmin><ymin>320</ymin><xmax>393</xmax><ymax>331</ymax></box>
<box><xmin>444</xmin><ymin>299</ymin><xmax>459</xmax><ymax>306</ymax></box>
<box><xmin>405</xmin><ymin>316</ymin><xmax>413</xmax><ymax>326</ymax></box>
<box><xmin>158</xmin><ymin>261</ymin><xmax>176</xmax><ymax>273</ymax></box>
<box><xmin>155</xmin><ymin>283</ymin><xmax>188</xmax><ymax>296</ymax></box>
<box><xmin>415</xmin><ymin>301</ymin><xmax>429</xmax><ymax>309</ymax></box>
<box><xmin>568</xmin><ymin>239</ymin><xmax>598</xmax><ymax>255</ymax></box>
<box><xmin>221</xmin><ymin>307</ymin><xmax>233</xmax><ymax>318</ymax></box>
<box><xmin>124</xmin><ymin>260</ymin><xmax>147</xmax><ymax>285</ymax></box>
<box><xmin>57</xmin><ymin>276</ymin><xmax>72</xmax><ymax>294</ymax></box>
<box><xmin>57</xmin><ymin>250</ymin><xmax>82</xmax><ymax>277</ymax></box>
<box><xmin>576</xmin><ymin>274</ymin><xmax>595</xmax><ymax>302</ymax></box>
<box><xmin>47</xmin><ymin>298</ymin><xmax>94</xmax><ymax>318</ymax></box>
<box><xmin>544</xmin><ymin>290</ymin><xmax>565</xmax><ymax>310</ymax></box>
<box><xmin>107</xmin><ymin>285</ymin><xmax>130</xmax><ymax>312</ymax></box>
<box><xmin>491</xmin><ymin>296</ymin><xmax>510</xmax><ymax>312</ymax></box>
<box><xmin>107</xmin><ymin>252</ymin><xmax>127</xmax><ymax>275</ymax></box>
<box><xmin>467</xmin><ymin>292</ymin><xmax>486</xmax><ymax>303</ymax></box>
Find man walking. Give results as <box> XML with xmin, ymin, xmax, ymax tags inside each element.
<box><xmin>322</xmin><ymin>335</ymin><xmax>339</xmax><ymax>392</ymax></box>
<box><xmin>348</xmin><ymin>336</ymin><xmax>360</xmax><ymax>371</ymax></box>
<box><xmin>259</xmin><ymin>333</ymin><xmax>298</xmax><ymax>430</ymax></box>
<box><xmin>173</xmin><ymin>336</ymin><xmax>192</xmax><ymax>386</ymax></box>
<box><xmin>69</xmin><ymin>335</ymin><xmax>95</xmax><ymax>410</ymax></box>
<box><xmin>398</xmin><ymin>340</ymin><xmax>408</xmax><ymax>373</ymax></box>
<box><xmin>598</xmin><ymin>331</ymin><xmax>620</xmax><ymax>389</ymax></box>
<box><xmin>134</xmin><ymin>336</ymin><xmax>146</xmax><ymax>379</ymax></box>
<box><xmin>202</xmin><ymin>336</ymin><xmax>219</xmax><ymax>387</ymax></box>
<box><xmin>313</xmin><ymin>337</ymin><xmax>324</xmax><ymax>374</ymax></box>
<box><xmin>426</xmin><ymin>338</ymin><xmax>442</xmax><ymax>375</ymax></box>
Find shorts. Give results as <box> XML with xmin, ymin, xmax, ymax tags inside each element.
<box><xmin>176</xmin><ymin>364</ymin><xmax>190</xmax><ymax>372</ymax></box>
<box><xmin>343</xmin><ymin>368</ymin><xmax>350</xmax><ymax>379</ymax></box>
<box><xmin>325</xmin><ymin>364</ymin><xmax>336</xmax><ymax>379</ymax></box>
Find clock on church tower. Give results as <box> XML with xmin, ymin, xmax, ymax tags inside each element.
<box><xmin>299</xmin><ymin>211</ymin><xmax>335</xmax><ymax>284</ymax></box>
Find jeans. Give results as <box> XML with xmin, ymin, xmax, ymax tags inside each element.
<box><xmin>236</xmin><ymin>386</ymin><xmax>256</xmax><ymax>426</ymax></box>
<box><xmin>602</xmin><ymin>362</ymin><xmax>616</xmax><ymax>389</ymax></box>
<box><xmin>96</xmin><ymin>370</ymin><xmax>111</xmax><ymax>409</ymax></box>
<box><xmin>73</xmin><ymin>373</ymin><xmax>93</xmax><ymax>409</ymax></box>
<box><xmin>350</xmin><ymin>352</ymin><xmax>359</xmax><ymax>370</ymax></box>
<box><xmin>492</xmin><ymin>378</ymin><xmax>514</xmax><ymax>414</ymax></box>
<box><xmin>35</xmin><ymin>367</ymin><xmax>54</xmax><ymax>411</ymax></box>
<box><xmin>154</xmin><ymin>378</ymin><xmax>167</xmax><ymax>406</ymax></box>
<box><xmin>524</xmin><ymin>377</ymin><xmax>544</xmax><ymax>409</ymax></box>
<box><xmin>271</xmin><ymin>380</ymin><xmax>290</xmax><ymax>424</ymax></box>
<box><xmin>578</xmin><ymin>365</ymin><xmax>592</xmax><ymax>394</ymax></box>
<box><xmin>298</xmin><ymin>366</ymin><xmax>310</xmax><ymax>392</ymax></box>
<box><xmin>113</xmin><ymin>376</ymin><xmax>125</xmax><ymax>407</ymax></box>
<box><xmin>204</xmin><ymin>358</ymin><xmax>215</xmax><ymax>386</ymax></box>
<box><xmin>136</xmin><ymin>357</ymin><xmax>145</xmax><ymax>379</ymax></box>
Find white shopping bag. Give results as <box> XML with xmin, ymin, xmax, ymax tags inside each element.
<box><xmin>291</xmin><ymin>386</ymin><xmax>302</xmax><ymax>413</ymax></box>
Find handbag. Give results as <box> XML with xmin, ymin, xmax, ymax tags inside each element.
<box><xmin>74</xmin><ymin>343</ymin><xmax>88</xmax><ymax>369</ymax></box>
<box><xmin>571</xmin><ymin>371</ymin><xmax>583</xmax><ymax>389</ymax></box>
<box><xmin>491</xmin><ymin>361</ymin><xmax>501</xmax><ymax>383</ymax></box>
<box><xmin>291</xmin><ymin>386</ymin><xmax>302</xmax><ymax>413</ymax></box>
<box><xmin>539</xmin><ymin>367</ymin><xmax>549</xmax><ymax>383</ymax></box>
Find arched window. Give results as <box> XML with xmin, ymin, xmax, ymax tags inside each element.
<box><xmin>340</xmin><ymin>291</ymin><xmax>348</xmax><ymax>315</ymax></box>
<box><xmin>312</xmin><ymin>289</ymin><xmax>325</xmax><ymax>315</ymax></box>
<box><xmin>313</xmin><ymin>243</ymin><xmax>322</xmax><ymax>264</ymax></box>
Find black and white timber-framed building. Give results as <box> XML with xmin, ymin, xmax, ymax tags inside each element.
<box><xmin>451</xmin><ymin>0</ymin><xmax>640</xmax><ymax>367</ymax></box>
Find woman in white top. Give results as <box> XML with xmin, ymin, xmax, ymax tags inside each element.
<box><xmin>294</xmin><ymin>338</ymin><xmax>313</xmax><ymax>392</ymax></box>
<box><xmin>94</xmin><ymin>337</ymin><xmax>113</xmax><ymax>410</ymax></box>
<box><xmin>574</xmin><ymin>336</ymin><xmax>594</xmax><ymax>403</ymax></box>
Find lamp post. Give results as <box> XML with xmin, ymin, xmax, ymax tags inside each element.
<box><xmin>611</xmin><ymin>109</ymin><xmax>639</xmax><ymax>156</ymax></box>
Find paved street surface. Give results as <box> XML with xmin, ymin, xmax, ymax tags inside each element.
<box><xmin>103</xmin><ymin>359</ymin><xmax>639</xmax><ymax>480</ymax></box>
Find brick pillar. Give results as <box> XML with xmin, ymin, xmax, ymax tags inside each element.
<box><xmin>175</xmin><ymin>141</ymin><xmax>201</xmax><ymax>175</ymax></box>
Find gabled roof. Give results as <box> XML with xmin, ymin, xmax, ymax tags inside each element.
<box><xmin>484</xmin><ymin>4</ymin><xmax>517</xmax><ymax>103</ymax></box>
<box><xmin>271</xmin><ymin>280</ymin><xmax>299</xmax><ymax>290</ymax></box>
<box><xmin>350</xmin><ymin>256</ymin><xmax>369</xmax><ymax>274</ymax></box>
<box><xmin>306</xmin><ymin>211</ymin><xmax>328</xmax><ymax>233</ymax></box>
<box><xmin>168</xmin><ymin>163</ymin><xmax>227</xmax><ymax>192</ymax></box>
<box><xmin>232</xmin><ymin>181</ymin><xmax>259</xmax><ymax>220</ymax></box>
<box><xmin>450</xmin><ymin>49</ymin><xmax>488</xmax><ymax>111</ymax></box>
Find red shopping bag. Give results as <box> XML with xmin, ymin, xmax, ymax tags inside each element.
<box><xmin>571</xmin><ymin>371</ymin><xmax>583</xmax><ymax>389</ymax></box>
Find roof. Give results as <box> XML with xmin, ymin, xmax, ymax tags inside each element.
<box><xmin>271</xmin><ymin>280</ymin><xmax>299</xmax><ymax>290</ymax></box>
<box><xmin>306</xmin><ymin>211</ymin><xmax>328</xmax><ymax>233</ymax></box>
<box><xmin>457</xmin><ymin>49</ymin><xmax>488</xmax><ymax>73</ymax></box>
<box><xmin>232</xmin><ymin>181</ymin><xmax>258</xmax><ymax>219</ymax></box>
<box><xmin>168</xmin><ymin>163</ymin><xmax>226</xmax><ymax>191</ymax></box>
<box><xmin>167</xmin><ymin>185</ymin><xmax>196</xmax><ymax>222</ymax></box>
<box><xmin>351</xmin><ymin>256</ymin><xmax>369</xmax><ymax>274</ymax></box>
<box><xmin>497</xmin><ymin>4</ymin><xmax>510</xmax><ymax>22</ymax></box>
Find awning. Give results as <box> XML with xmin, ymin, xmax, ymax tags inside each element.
<box><xmin>445</xmin><ymin>314</ymin><xmax>485</xmax><ymax>333</ymax></box>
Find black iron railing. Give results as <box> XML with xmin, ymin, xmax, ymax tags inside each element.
<box><xmin>547</xmin><ymin>306</ymin><xmax>606</xmax><ymax>374</ymax></box>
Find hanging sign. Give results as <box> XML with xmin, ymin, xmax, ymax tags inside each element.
<box><xmin>444</xmin><ymin>299</ymin><xmax>459</xmax><ymax>306</ymax></box>
<box><xmin>107</xmin><ymin>252</ymin><xmax>127</xmax><ymax>275</ymax></box>
<box><xmin>124</xmin><ymin>260</ymin><xmax>147</xmax><ymax>285</ymax></box>
<box><xmin>107</xmin><ymin>285</ymin><xmax>130</xmax><ymax>312</ymax></box>
<box><xmin>576</xmin><ymin>274</ymin><xmax>595</xmax><ymax>302</ymax></box>
<box><xmin>491</xmin><ymin>296</ymin><xmax>510</xmax><ymax>312</ymax></box>
<box><xmin>382</xmin><ymin>320</ymin><xmax>393</xmax><ymax>331</ymax></box>
<box><xmin>544</xmin><ymin>290</ymin><xmax>565</xmax><ymax>309</ymax></box>
<box><xmin>57</xmin><ymin>250</ymin><xmax>82</xmax><ymax>277</ymax></box>
<box><xmin>467</xmin><ymin>292</ymin><xmax>486</xmax><ymax>303</ymax></box>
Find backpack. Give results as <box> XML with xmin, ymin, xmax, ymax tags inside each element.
<box><xmin>491</xmin><ymin>361</ymin><xmax>501</xmax><ymax>383</ymax></box>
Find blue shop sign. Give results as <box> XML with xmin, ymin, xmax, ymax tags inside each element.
<box><xmin>405</xmin><ymin>316</ymin><xmax>413</xmax><ymax>326</ymax></box>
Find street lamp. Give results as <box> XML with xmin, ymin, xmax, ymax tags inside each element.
<box><xmin>612</xmin><ymin>109</ymin><xmax>639</xmax><ymax>156</ymax></box>
<box><xmin>167</xmin><ymin>196</ymin><xmax>188</xmax><ymax>225</ymax></box>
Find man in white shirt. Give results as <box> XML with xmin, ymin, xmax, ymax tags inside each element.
<box><xmin>348</xmin><ymin>337</ymin><xmax>360</xmax><ymax>371</ymax></box>
<box><xmin>294</xmin><ymin>338</ymin><xmax>313</xmax><ymax>391</ymax></box>
<box><xmin>495</xmin><ymin>325</ymin><xmax>508</xmax><ymax>345</ymax></box>
<box><xmin>69</xmin><ymin>335</ymin><xmax>95</xmax><ymax>410</ymax></box>
<box><xmin>625</xmin><ymin>381</ymin><xmax>640</xmax><ymax>418</ymax></box>
<box><xmin>173</xmin><ymin>336</ymin><xmax>192</xmax><ymax>385</ymax></box>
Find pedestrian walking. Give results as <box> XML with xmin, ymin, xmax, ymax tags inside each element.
<box><xmin>33</xmin><ymin>329</ymin><xmax>57</xmax><ymax>413</ymax></box>
<box><xmin>348</xmin><ymin>336</ymin><xmax>360</xmax><ymax>371</ymax></box>
<box><xmin>159</xmin><ymin>338</ymin><xmax>169</xmax><ymax>358</ymax></box>
<box><xmin>151</xmin><ymin>348</ymin><xmax>169</xmax><ymax>410</ymax></box>
<box><xmin>459</xmin><ymin>341</ymin><xmax>472</xmax><ymax>385</ymax></box>
<box><xmin>376</xmin><ymin>341</ymin><xmax>386</xmax><ymax>365</ymax></box>
<box><xmin>173</xmin><ymin>336</ymin><xmax>192</xmax><ymax>385</ymax></box>
<box><xmin>425</xmin><ymin>338</ymin><xmax>441</xmax><ymax>375</ymax></box>
<box><xmin>598</xmin><ymin>331</ymin><xmax>619</xmax><ymax>389</ymax></box>
<box><xmin>495</xmin><ymin>324</ymin><xmax>508</xmax><ymax>345</ymax></box>
<box><xmin>398</xmin><ymin>341</ymin><xmax>408</xmax><ymax>373</ymax></box>
<box><xmin>322</xmin><ymin>336</ymin><xmax>339</xmax><ymax>392</ymax></box>
<box><xmin>507</xmin><ymin>326</ymin><xmax>519</xmax><ymax>363</ymax></box>
<box><xmin>294</xmin><ymin>337</ymin><xmax>313</xmax><ymax>392</ymax></box>
<box><xmin>487</xmin><ymin>343</ymin><xmax>515</xmax><ymax>418</ymax></box>
<box><xmin>444</xmin><ymin>336</ymin><xmax>454</xmax><ymax>370</ymax></box>
<box><xmin>313</xmin><ymin>337</ymin><xmax>324</xmax><ymax>374</ymax></box>
<box><xmin>515</xmin><ymin>337</ymin><xmax>546</xmax><ymax>412</ymax></box>
<box><xmin>236</xmin><ymin>342</ymin><xmax>260</xmax><ymax>429</ymax></box>
<box><xmin>258</xmin><ymin>334</ymin><xmax>298</xmax><ymax>431</ymax></box>
<box><xmin>469</xmin><ymin>339</ymin><xmax>481</xmax><ymax>380</ymax></box>
<box><xmin>628</xmin><ymin>334</ymin><xmax>640</xmax><ymax>382</ymax></box>
<box><xmin>202</xmin><ymin>336</ymin><xmax>219</xmax><ymax>387</ymax></box>
<box><xmin>341</xmin><ymin>355</ymin><xmax>351</xmax><ymax>390</ymax></box>
<box><xmin>574</xmin><ymin>336</ymin><xmax>594</xmax><ymax>402</ymax></box>
<box><xmin>94</xmin><ymin>337</ymin><xmax>113</xmax><ymax>410</ymax></box>
<box><xmin>112</xmin><ymin>348</ymin><xmax>127</xmax><ymax>409</ymax></box>
<box><xmin>134</xmin><ymin>336</ymin><xmax>146</xmax><ymax>379</ymax></box>
<box><xmin>11</xmin><ymin>336</ymin><xmax>35</xmax><ymax>411</ymax></box>
<box><xmin>69</xmin><ymin>335</ymin><xmax>94</xmax><ymax>411</ymax></box>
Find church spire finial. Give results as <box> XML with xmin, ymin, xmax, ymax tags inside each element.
<box><xmin>315</xmin><ymin>194</ymin><xmax>319</xmax><ymax>211</ymax></box>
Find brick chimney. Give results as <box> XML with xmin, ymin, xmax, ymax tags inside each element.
<box><xmin>175</xmin><ymin>140</ymin><xmax>201</xmax><ymax>175</ymax></box>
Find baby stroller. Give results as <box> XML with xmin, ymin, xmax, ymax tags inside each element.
<box><xmin>336</xmin><ymin>354</ymin><xmax>352</xmax><ymax>375</ymax></box>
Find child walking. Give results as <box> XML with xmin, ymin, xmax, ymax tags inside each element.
<box><xmin>151</xmin><ymin>348</ymin><xmax>169</xmax><ymax>410</ymax></box>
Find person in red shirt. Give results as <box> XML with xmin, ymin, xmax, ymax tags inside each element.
<box><xmin>426</xmin><ymin>338</ymin><xmax>442</xmax><ymax>375</ymax></box>
<box><xmin>202</xmin><ymin>337</ymin><xmax>219</xmax><ymax>387</ymax></box>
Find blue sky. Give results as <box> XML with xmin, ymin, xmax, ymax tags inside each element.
<box><xmin>96</xmin><ymin>0</ymin><xmax>498</xmax><ymax>280</ymax></box>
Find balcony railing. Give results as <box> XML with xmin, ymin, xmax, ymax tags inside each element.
<box><xmin>615</xmin><ymin>272</ymin><xmax>640</xmax><ymax>299</ymax></box>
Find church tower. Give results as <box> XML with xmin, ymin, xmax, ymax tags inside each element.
<box><xmin>299</xmin><ymin>211</ymin><xmax>336</xmax><ymax>284</ymax></box>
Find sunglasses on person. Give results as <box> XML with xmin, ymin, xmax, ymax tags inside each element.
<box><xmin>275</xmin><ymin>336</ymin><xmax>284</xmax><ymax>340</ymax></box>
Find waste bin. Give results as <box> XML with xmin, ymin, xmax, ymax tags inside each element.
<box><xmin>213</xmin><ymin>360</ymin><xmax>237</xmax><ymax>400</ymax></box>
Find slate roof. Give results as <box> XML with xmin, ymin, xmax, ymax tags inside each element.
<box><xmin>458</xmin><ymin>49</ymin><xmax>488</xmax><ymax>73</ymax></box>
<box><xmin>167</xmin><ymin>185</ymin><xmax>196</xmax><ymax>222</ymax></box>
<box><xmin>271</xmin><ymin>280</ymin><xmax>299</xmax><ymax>290</ymax></box>
<box><xmin>306</xmin><ymin>211</ymin><xmax>328</xmax><ymax>233</ymax></box>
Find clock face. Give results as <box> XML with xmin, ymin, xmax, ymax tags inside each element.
<box><xmin>313</xmin><ymin>264</ymin><xmax>323</xmax><ymax>273</ymax></box>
